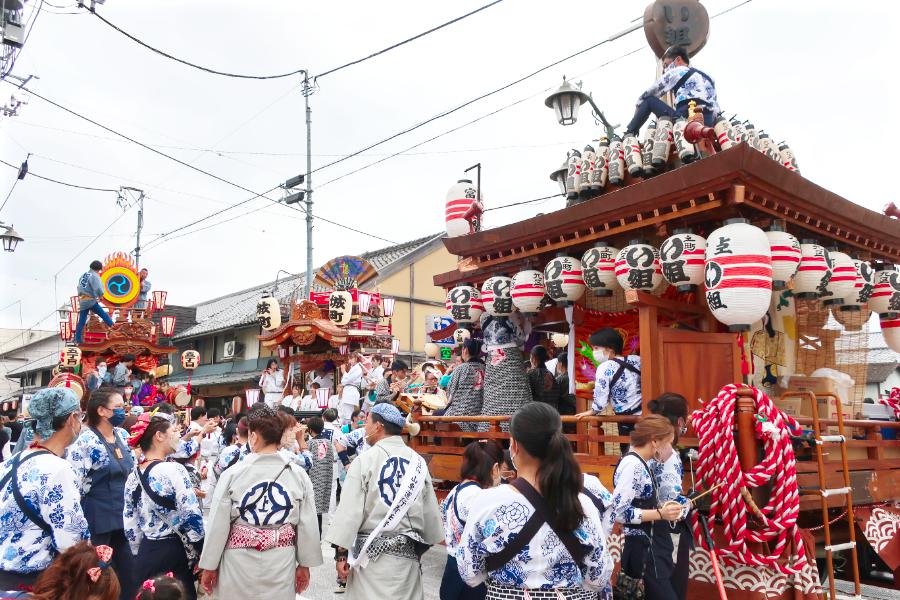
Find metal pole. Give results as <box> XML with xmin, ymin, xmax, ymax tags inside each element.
<box><xmin>303</xmin><ymin>72</ymin><xmax>313</xmax><ymax>300</ymax></box>
<box><xmin>135</xmin><ymin>192</ymin><xmax>143</xmax><ymax>269</ymax></box>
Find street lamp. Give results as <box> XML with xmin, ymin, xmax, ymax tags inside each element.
<box><xmin>58</xmin><ymin>307</ymin><xmax>71</xmax><ymax>321</ymax></box>
<box><xmin>0</xmin><ymin>222</ymin><xmax>23</xmax><ymax>252</ymax></box>
<box><xmin>544</xmin><ymin>77</ymin><xmax>617</xmax><ymax>139</ymax></box>
<box><xmin>549</xmin><ymin>162</ymin><xmax>567</xmax><ymax>195</ymax></box>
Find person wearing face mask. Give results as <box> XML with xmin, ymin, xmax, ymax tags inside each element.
<box><xmin>456</xmin><ymin>403</ymin><xmax>612</xmax><ymax>599</ymax></box>
<box><xmin>439</xmin><ymin>439</ymin><xmax>503</xmax><ymax>600</ymax></box>
<box><xmin>198</xmin><ymin>406</ymin><xmax>322</xmax><ymax>600</ymax></box>
<box><xmin>623</xmin><ymin>45</ymin><xmax>721</xmax><ymax>138</ymax></box>
<box><xmin>325</xmin><ymin>402</ymin><xmax>443</xmax><ymax>600</ymax></box>
<box><xmin>123</xmin><ymin>416</ymin><xmax>205</xmax><ymax>600</ymax></box>
<box><xmin>0</xmin><ymin>387</ymin><xmax>90</xmax><ymax>592</ymax></box>
<box><xmin>87</xmin><ymin>359</ymin><xmax>110</xmax><ymax>392</ymax></box>
<box><xmin>647</xmin><ymin>393</ymin><xmax>692</xmax><ymax>600</ymax></box>
<box><xmin>576</xmin><ymin>327</ymin><xmax>642</xmax><ymax>454</ymax></box>
<box><xmin>66</xmin><ymin>390</ymin><xmax>136</xmax><ymax>599</ymax></box>
<box><xmin>612</xmin><ymin>415</ymin><xmax>684</xmax><ymax>600</ymax></box>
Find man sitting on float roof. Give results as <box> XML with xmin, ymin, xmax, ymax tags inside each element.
<box><xmin>623</xmin><ymin>45</ymin><xmax>721</xmax><ymax>137</ymax></box>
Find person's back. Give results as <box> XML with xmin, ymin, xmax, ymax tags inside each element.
<box><xmin>77</xmin><ymin>269</ymin><xmax>103</xmax><ymax>306</ymax></box>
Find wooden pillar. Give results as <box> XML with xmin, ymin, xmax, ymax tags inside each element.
<box><xmin>638</xmin><ymin>303</ymin><xmax>660</xmax><ymax>408</ymax></box>
<box><xmin>735</xmin><ymin>385</ymin><xmax>759</xmax><ymax>471</ymax></box>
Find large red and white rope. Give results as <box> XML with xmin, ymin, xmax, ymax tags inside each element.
<box><xmin>881</xmin><ymin>388</ymin><xmax>900</xmax><ymax>421</ymax></box>
<box><xmin>690</xmin><ymin>384</ymin><xmax>807</xmax><ymax>575</ymax></box>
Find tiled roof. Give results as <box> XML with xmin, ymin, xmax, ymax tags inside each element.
<box><xmin>175</xmin><ymin>234</ymin><xmax>442</xmax><ymax>340</ymax></box>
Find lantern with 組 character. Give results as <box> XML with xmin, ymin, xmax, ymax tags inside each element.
<box><xmin>543</xmin><ymin>255</ymin><xmax>585</xmax><ymax>305</ymax></box>
<box><xmin>564</xmin><ymin>149</ymin><xmax>582</xmax><ymax>200</ymax></box>
<box><xmin>869</xmin><ymin>265</ymin><xmax>900</xmax><ymax>318</ymax></box>
<box><xmin>581</xmin><ymin>242</ymin><xmax>619</xmax><ymax>297</ymax></box>
<box><xmin>481</xmin><ymin>276</ymin><xmax>514</xmax><ymax>316</ymax></box>
<box><xmin>256</xmin><ymin>292</ymin><xmax>281</xmax><ymax>331</ymax></box>
<box><xmin>841</xmin><ymin>259</ymin><xmax>875</xmax><ymax>311</ymax></box>
<box><xmin>511</xmin><ymin>270</ymin><xmax>546</xmax><ymax>316</ymax></box>
<box><xmin>328</xmin><ymin>290</ymin><xmax>354</xmax><ymax>326</ymax></box>
<box><xmin>793</xmin><ymin>241</ymin><xmax>831</xmax><ymax>299</ymax></box>
<box><xmin>615</xmin><ymin>242</ymin><xmax>663</xmax><ymax>293</ymax></box>
<box><xmin>881</xmin><ymin>315</ymin><xmax>900</xmax><ymax>354</ymax></box>
<box><xmin>446</xmin><ymin>285</ymin><xmax>483</xmax><ymax>324</ymax></box>
<box><xmin>445</xmin><ymin>179</ymin><xmax>482</xmax><ymax>238</ymax></box>
<box><xmin>659</xmin><ymin>230</ymin><xmax>706</xmax><ymax>292</ymax></box>
<box><xmin>607</xmin><ymin>138</ymin><xmax>625</xmax><ymax>186</ymax></box>
<box><xmin>59</xmin><ymin>345</ymin><xmax>81</xmax><ymax>368</ymax></box>
<box><xmin>453</xmin><ymin>328</ymin><xmax>471</xmax><ymax>344</ymax></box>
<box><xmin>703</xmin><ymin>219</ymin><xmax>773</xmax><ymax>331</ymax></box>
<box><xmin>765</xmin><ymin>224</ymin><xmax>801</xmax><ymax>290</ymax></box>
<box><xmin>821</xmin><ymin>249</ymin><xmax>857</xmax><ymax>306</ymax></box>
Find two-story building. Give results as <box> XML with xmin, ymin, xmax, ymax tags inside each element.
<box><xmin>0</xmin><ymin>329</ymin><xmax>59</xmax><ymax>403</ymax></box>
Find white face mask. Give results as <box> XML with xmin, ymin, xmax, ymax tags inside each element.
<box><xmin>593</xmin><ymin>347</ymin><xmax>611</xmax><ymax>362</ymax></box>
<box><xmin>97</xmin><ymin>364</ymin><xmax>107</xmax><ymax>375</ymax></box>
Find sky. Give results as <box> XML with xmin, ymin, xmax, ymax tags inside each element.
<box><xmin>0</xmin><ymin>0</ymin><xmax>897</xmax><ymax>332</ymax></box>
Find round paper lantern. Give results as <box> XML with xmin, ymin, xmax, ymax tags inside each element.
<box><xmin>424</xmin><ymin>343</ymin><xmax>439</xmax><ymax>358</ymax></box>
<box><xmin>841</xmin><ymin>259</ymin><xmax>875</xmax><ymax>310</ymax></box>
<box><xmin>794</xmin><ymin>241</ymin><xmax>830</xmax><ymax>299</ymax></box>
<box><xmin>511</xmin><ymin>270</ymin><xmax>546</xmax><ymax>315</ymax></box>
<box><xmin>659</xmin><ymin>230</ymin><xmax>706</xmax><ymax>292</ymax></box>
<box><xmin>870</xmin><ymin>267</ymin><xmax>900</xmax><ymax>317</ymax></box>
<box><xmin>480</xmin><ymin>276</ymin><xmax>514</xmax><ymax>316</ymax></box>
<box><xmin>543</xmin><ymin>255</ymin><xmax>585</xmax><ymax>305</ymax></box>
<box><xmin>821</xmin><ymin>249</ymin><xmax>857</xmax><ymax>306</ymax></box>
<box><xmin>445</xmin><ymin>179</ymin><xmax>478</xmax><ymax>238</ymax></box>
<box><xmin>615</xmin><ymin>242</ymin><xmax>662</xmax><ymax>293</ymax></box>
<box><xmin>181</xmin><ymin>350</ymin><xmax>200</xmax><ymax>370</ymax></box>
<box><xmin>765</xmin><ymin>225</ymin><xmax>800</xmax><ymax>290</ymax></box>
<box><xmin>256</xmin><ymin>294</ymin><xmax>281</xmax><ymax>331</ymax></box>
<box><xmin>881</xmin><ymin>316</ymin><xmax>900</xmax><ymax>353</ymax></box>
<box><xmin>453</xmin><ymin>328</ymin><xmax>471</xmax><ymax>344</ymax></box>
<box><xmin>446</xmin><ymin>285</ymin><xmax>483</xmax><ymax>324</ymax></box>
<box><xmin>59</xmin><ymin>346</ymin><xmax>82</xmax><ymax>368</ymax></box>
<box><xmin>704</xmin><ymin>219</ymin><xmax>772</xmax><ymax>331</ymax></box>
<box><xmin>551</xmin><ymin>333</ymin><xmax>569</xmax><ymax>348</ymax></box>
<box><xmin>581</xmin><ymin>242</ymin><xmax>620</xmax><ymax>297</ymax></box>
<box><xmin>328</xmin><ymin>290</ymin><xmax>354</xmax><ymax>326</ymax></box>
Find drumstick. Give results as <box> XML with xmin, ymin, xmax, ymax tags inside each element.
<box><xmin>689</xmin><ymin>482</ymin><xmax>724</xmax><ymax>503</ymax></box>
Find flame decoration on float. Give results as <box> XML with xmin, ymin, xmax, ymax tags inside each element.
<box><xmin>99</xmin><ymin>252</ymin><xmax>141</xmax><ymax>308</ymax></box>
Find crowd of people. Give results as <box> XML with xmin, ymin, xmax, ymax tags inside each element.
<box><xmin>0</xmin><ymin>322</ymin><xmax>700</xmax><ymax>600</ymax></box>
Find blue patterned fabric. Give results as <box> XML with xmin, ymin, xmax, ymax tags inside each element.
<box><xmin>640</xmin><ymin>64</ymin><xmax>720</xmax><ymax>114</ymax></box>
<box><xmin>612</xmin><ymin>454</ymin><xmax>654</xmax><ymax>538</ymax></box>
<box><xmin>591</xmin><ymin>356</ymin><xmax>641</xmax><ymax>415</ymax></box>
<box><xmin>214</xmin><ymin>444</ymin><xmax>243</xmax><ymax>478</ymax></box>
<box><xmin>66</xmin><ymin>427</ymin><xmax>134</xmax><ymax>495</ymax></box>
<box><xmin>652</xmin><ymin>452</ymin><xmax>690</xmax><ymax>520</ymax></box>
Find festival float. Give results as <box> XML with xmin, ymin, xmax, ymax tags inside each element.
<box><xmin>52</xmin><ymin>252</ymin><xmax>178</xmax><ymax>403</ymax></box>
<box><xmin>412</xmin><ymin>3</ymin><xmax>900</xmax><ymax>598</ymax></box>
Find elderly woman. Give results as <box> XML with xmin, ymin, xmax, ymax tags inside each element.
<box><xmin>0</xmin><ymin>388</ymin><xmax>90</xmax><ymax>591</ymax></box>
<box><xmin>443</xmin><ymin>339</ymin><xmax>486</xmax><ymax>432</ymax></box>
<box><xmin>198</xmin><ymin>406</ymin><xmax>322</xmax><ymax>600</ymax></box>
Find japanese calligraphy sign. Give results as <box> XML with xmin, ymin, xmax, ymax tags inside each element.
<box><xmin>60</xmin><ymin>346</ymin><xmax>82</xmax><ymax>368</ymax></box>
<box><xmin>643</xmin><ymin>0</ymin><xmax>710</xmax><ymax>59</ymax></box>
<box><xmin>181</xmin><ymin>350</ymin><xmax>200</xmax><ymax>370</ymax></box>
<box><xmin>660</xmin><ymin>232</ymin><xmax>706</xmax><ymax>290</ymax></box>
<box><xmin>481</xmin><ymin>276</ymin><xmax>514</xmax><ymax>316</ymax></box>
<box><xmin>328</xmin><ymin>290</ymin><xmax>354</xmax><ymax>326</ymax></box>
<box><xmin>846</xmin><ymin>259</ymin><xmax>875</xmax><ymax>307</ymax></box>
<box><xmin>256</xmin><ymin>295</ymin><xmax>281</xmax><ymax>331</ymax></box>
<box><xmin>582</xmin><ymin>243</ymin><xmax>620</xmax><ymax>297</ymax></box>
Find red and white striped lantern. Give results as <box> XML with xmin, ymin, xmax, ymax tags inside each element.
<box><xmin>511</xmin><ymin>270</ymin><xmax>546</xmax><ymax>315</ymax></box>
<box><xmin>881</xmin><ymin>315</ymin><xmax>900</xmax><ymax>354</ymax></box>
<box><xmin>870</xmin><ymin>266</ymin><xmax>900</xmax><ymax>317</ymax></box>
<box><xmin>841</xmin><ymin>259</ymin><xmax>875</xmax><ymax>310</ymax></box>
<box><xmin>581</xmin><ymin>243</ymin><xmax>619</xmax><ymax>297</ymax></box>
<box><xmin>821</xmin><ymin>250</ymin><xmax>857</xmax><ymax>306</ymax></box>
<box><xmin>615</xmin><ymin>242</ymin><xmax>662</xmax><ymax>292</ymax></box>
<box><xmin>704</xmin><ymin>219</ymin><xmax>773</xmax><ymax>331</ymax></box>
<box><xmin>765</xmin><ymin>225</ymin><xmax>800</xmax><ymax>290</ymax></box>
<box><xmin>659</xmin><ymin>230</ymin><xmax>706</xmax><ymax>292</ymax></box>
<box><xmin>480</xmin><ymin>276</ymin><xmax>514</xmax><ymax>316</ymax></box>
<box><xmin>793</xmin><ymin>241</ymin><xmax>830</xmax><ymax>299</ymax></box>
<box><xmin>446</xmin><ymin>285</ymin><xmax>483</xmax><ymax>324</ymax></box>
<box><xmin>543</xmin><ymin>255</ymin><xmax>585</xmax><ymax>305</ymax></box>
<box><xmin>445</xmin><ymin>179</ymin><xmax>479</xmax><ymax>238</ymax></box>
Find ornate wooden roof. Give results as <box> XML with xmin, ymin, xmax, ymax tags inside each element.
<box><xmin>258</xmin><ymin>300</ymin><xmax>349</xmax><ymax>349</ymax></box>
<box><xmin>435</xmin><ymin>144</ymin><xmax>900</xmax><ymax>288</ymax></box>
<box><xmin>80</xmin><ymin>318</ymin><xmax>176</xmax><ymax>356</ymax></box>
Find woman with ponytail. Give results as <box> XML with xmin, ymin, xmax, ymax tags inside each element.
<box><xmin>456</xmin><ymin>403</ymin><xmax>612</xmax><ymax>600</ymax></box>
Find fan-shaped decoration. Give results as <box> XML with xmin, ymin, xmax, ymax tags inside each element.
<box><xmin>314</xmin><ymin>255</ymin><xmax>378</xmax><ymax>290</ymax></box>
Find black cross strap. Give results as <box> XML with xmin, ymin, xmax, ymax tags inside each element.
<box><xmin>0</xmin><ymin>450</ymin><xmax>53</xmax><ymax>535</ymax></box>
<box><xmin>132</xmin><ymin>461</ymin><xmax>177</xmax><ymax>511</ymax></box>
<box><xmin>609</xmin><ymin>358</ymin><xmax>640</xmax><ymax>395</ymax></box>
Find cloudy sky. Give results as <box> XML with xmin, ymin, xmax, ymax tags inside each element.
<box><xmin>0</xmin><ymin>0</ymin><xmax>896</xmax><ymax>331</ymax></box>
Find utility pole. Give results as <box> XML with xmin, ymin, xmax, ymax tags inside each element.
<box><xmin>302</xmin><ymin>72</ymin><xmax>313</xmax><ymax>300</ymax></box>
<box><xmin>117</xmin><ymin>187</ymin><xmax>145</xmax><ymax>268</ymax></box>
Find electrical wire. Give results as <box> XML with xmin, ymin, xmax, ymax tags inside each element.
<box><xmin>0</xmin><ymin>175</ymin><xmax>19</xmax><ymax>214</ymax></box>
<box><xmin>88</xmin><ymin>0</ymin><xmax>503</xmax><ymax>81</ymax></box>
<box><xmin>0</xmin><ymin>157</ymin><xmax>119</xmax><ymax>192</ymax></box>
<box><xmin>483</xmin><ymin>193</ymin><xmax>563</xmax><ymax>212</ymax></box>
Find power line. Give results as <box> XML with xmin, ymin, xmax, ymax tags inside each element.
<box><xmin>0</xmin><ymin>174</ymin><xmax>20</xmax><ymax>213</ymax></box>
<box><xmin>0</xmin><ymin>157</ymin><xmax>119</xmax><ymax>192</ymax></box>
<box><xmin>483</xmin><ymin>193</ymin><xmax>563</xmax><ymax>212</ymax></box>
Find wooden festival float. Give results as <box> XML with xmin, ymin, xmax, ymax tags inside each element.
<box><xmin>413</xmin><ymin>106</ymin><xmax>900</xmax><ymax>599</ymax></box>
<box><xmin>53</xmin><ymin>251</ymin><xmax>177</xmax><ymax>402</ymax></box>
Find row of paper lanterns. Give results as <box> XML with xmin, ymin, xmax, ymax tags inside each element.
<box><xmin>446</xmin><ymin>220</ymin><xmax>900</xmax><ymax>332</ymax></box>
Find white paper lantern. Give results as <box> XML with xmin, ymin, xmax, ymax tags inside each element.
<box><xmin>765</xmin><ymin>226</ymin><xmax>800</xmax><ymax>290</ymax></box>
<box><xmin>870</xmin><ymin>267</ymin><xmax>900</xmax><ymax>317</ymax></box>
<box><xmin>704</xmin><ymin>219</ymin><xmax>773</xmax><ymax>331</ymax></box>
<box><xmin>256</xmin><ymin>294</ymin><xmax>281</xmax><ymax>331</ymax></box>
<box><xmin>59</xmin><ymin>346</ymin><xmax>82</xmax><ymax>368</ymax></box>
<box><xmin>581</xmin><ymin>243</ymin><xmax>620</xmax><ymax>297</ymax></box>
<box><xmin>328</xmin><ymin>290</ymin><xmax>354</xmax><ymax>326</ymax></box>
<box><xmin>511</xmin><ymin>270</ymin><xmax>546</xmax><ymax>315</ymax></box>
<box><xmin>181</xmin><ymin>350</ymin><xmax>200</xmax><ymax>370</ymax></box>
<box><xmin>445</xmin><ymin>179</ymin><xmax>478</xmax><ymax>238</ymax></box>
<box><xmin>881</xmin><ymin>315</ymin><xmax>900</xmax><ymax>354</ymax></box>
<box><xmin>453</xmin><ymin>328</ymin><xmax>471</xmax><ymax>344</ymax></box>
<box><xmin>358</xmin><ymin>292</ymin><xmax>372</xmax><ymax>314</ymax></box>
<box><xmin>446</xmin><ymin>285</ymin><xmax>484</xmax><ymax>324</ymax></box>
<box><xmin>480</xmin><ymin>276</ymin><xmax>514</xmax><ymax>316</ymax></box>
<box><xmin>615</xmin><ymin>242</ymin><xmax>662</xmax><ymax>292</ymax></box>
<box><xmin>821</xmin><ymin>250</ymin><xmax>857</xmax><ymax>306</ymax></box>
<box><xmin>841</xmin><ymin>259</ymin><xmax>875</xmax><ymax>309</ymax></box>
<box><xmin>551</xmin><ymin>333</ymin><xmax>569</xmax><ymax>348</ymax></box>
<box><xmin>544</xmin><ymin>255</ymin><xmax>586</xmax><ymax>305</ymax></box>
<box><xmin>660</xmin><ymin>230</ymin><xmax>706</xmax><ymax>291</ymax></box>
<box><xmin>793</xmin><ymin>241</ymin><xmax>830</xmax><ymax>299</ymax></box>
<box><xmin>424</xmin><ymin>343</ymin><xmax>439</xmax><ymax>358</ymax></box>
